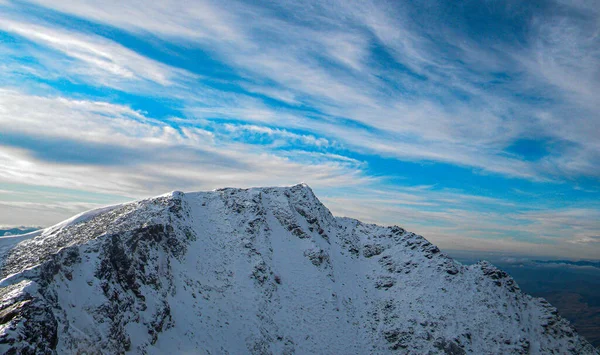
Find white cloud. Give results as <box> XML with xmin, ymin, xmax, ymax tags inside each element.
<box><xmin>322</xmin><ymin>187</ymin><xmax>600</xmax><ymax>259</ymax></box>
<box><xmin>0</xmin><ymin>200</ymin><xmax>105</xmax><ymax>227</ymax></box>
<box><xmin>220</xmin><ymin>124</ymin><xmax>333</xmax><ymax>149</ymax></box>
<box><xmin>0</xmin><ymin>17</ymin><xmax>195</xmax><ymax>87</ymax></box>
<box><xmin>0</xmin><ymin>0</ymin><xmax>598</xmax><ymax>259</ymax></box>
<box><xmin>4</xmin><ymin>0</ymin><xmax>597</xmax><ymax>181</ymax></box>
<box><xmin>0</xmin><ymin>90</ymin><xmax>372</xmax><ymax>200</ymax></box>
<box><xmin>570</xmin><ymin>236</ymin><xmax>600</xmax><ymax>245</ymax></box>
<box><xmin>25</xmin><ymin>0</ymin><xmax>243</xmax><ymax>42</ymax></box>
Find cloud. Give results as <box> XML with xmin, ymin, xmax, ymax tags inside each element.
<box><xmin>0</xmin><ymin>0</ymin><xmax>596</xmax><ymax>182</ymax></box>
<box><xmin>322</xmin><ymin>187</ymin><xmax>600</xmax><ymax>260</ymax></box>
<box><xmin>0</xmin><ymin>200</ymin><xmax>105</xmax><ymax>227</ymax></box>
<box><xmin>0</xmin><ymin>0</ymin><xmax>598</xmax><ymax>259</ymax></box>
<box><xmin>24</xmin><ymin>0</ymin><xmax>244</xmax><ymax>42</ymax></box>
<box><xmin>0</xmin><ymin>90</ymin><xmax>372</xmax><ymax>200</ymax></box>
<box><xmin>0</xmin><ymin>17</ymin><xmax>195</xmax><ymax>88</ymax></box>
<box><xmin>514</xmin><ymin>208</ymin><xmax>600</xmax><ymax>243</ymax></box>
<box><xmin>570</xmin><ymin>236</ymin><xmax>600</xmax><ymax>245</ymax></box>
<box><xmin>219</xmin><ymin>124</ymin><xmax>333</xmax><ymax>149</ymax></box>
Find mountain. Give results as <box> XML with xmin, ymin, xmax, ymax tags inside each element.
<box><xmin>0</xmin><ymin>184</ymin><xmax>597</xmax><ymax>354</ymax></box>
<box><xmin>448</xmin><ymin>251</ymin><xmax>600</xmax><ymax>349</ymax></box>
<box><xmin>532</xmin><ymin>260</ymin><xmax>600</xmax><ymax>269</ymax></box>
<box><xmin>0</xmin><ymin>227</ymin><xmax>39</xmax><ymax>237</ymax></box>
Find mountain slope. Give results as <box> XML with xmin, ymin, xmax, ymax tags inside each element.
<box><xmin>0</xmin><ymin>184</ymin><xmax>597</xmax><ymax>354</ymax></box>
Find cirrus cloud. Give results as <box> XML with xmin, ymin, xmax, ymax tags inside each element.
<box><xmin>0</xmin><ymin>0</ymin><xmax>598</xmax><ymax>259</ymax></box>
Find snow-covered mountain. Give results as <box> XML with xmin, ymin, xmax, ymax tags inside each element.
<box><xmin>0</xmin><ymin>226</ymin><xmax>39</xmax><ymax>237</ymax></box>
<box><xmin>0</xmin><ymin>184</ymin><xmax>597</xmax><ymax>354</ymax></box>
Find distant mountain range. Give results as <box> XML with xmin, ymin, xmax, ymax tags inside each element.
<box><xmin>533</xmin><ymin>260</ymin><xmax>600</xmax><ymax>269</ymax></box>
<box><xmin>0</xmin><ymin>226</ymin><xmax>39</xmax><ymax>236</ymax></box>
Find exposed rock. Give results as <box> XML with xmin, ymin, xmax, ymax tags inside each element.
<box><xmin>363</xmin><ymin>244</ymin><xmax>386</xmax><ymax>258</ymax></box>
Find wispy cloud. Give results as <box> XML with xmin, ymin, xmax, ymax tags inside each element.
<box><xmin>571</xmin><ymin>236</ymin><xmax>600</xmax><ymax>245</ymax></box>
<box><xmin>0</xmin><ymin>90</ymin><xmax>372</xmax><ymax>198</ymax></box>
<box><xmin>0</xmin><ymin>0</ymin><xmax>598</xmax><ymax>258</ymax></box>
<box><xmin>323</xmin><ymin>187</ymin><xmax>600</xmax><ymax>259</ymax></box>
<box><xmin>4</xmin><ymin>0</ymin><xmax>598</xmax><ymax>180</ymax></box>
<box><xmin>0</xmin><ymin>16</ymin><xmax>196</xmax><ymax>90</ymax></box>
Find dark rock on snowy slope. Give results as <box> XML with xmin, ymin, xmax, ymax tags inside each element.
<box><xmin>0</xmin><ymin>184</ymin><xmax>597</xmax><ymax>354</ymax></box>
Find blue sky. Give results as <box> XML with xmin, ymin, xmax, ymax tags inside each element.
<box><xmin>0</xmin><ymin>0</ymin><xmax>598</xmax><ymax>259</ymax></box>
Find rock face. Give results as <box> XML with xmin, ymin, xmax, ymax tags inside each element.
<box><xmin>0</xmin><ymin>184</ymin><xmax>597</xmax><ymax>354</ymax></box>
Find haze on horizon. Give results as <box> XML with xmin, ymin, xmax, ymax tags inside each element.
<box><xmin>0</xmin><ymin>0</ymin><xmax>598</xmax><ymax>259</ymax></box>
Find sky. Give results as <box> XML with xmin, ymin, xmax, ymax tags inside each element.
<box><xmin>0</xmin><ymin>0</ymin><xmax>599</xmax><ymax>259</ymax></box>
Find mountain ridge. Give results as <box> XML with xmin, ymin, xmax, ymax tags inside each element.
<box><xmin>0</xmin><ymin>184</ymin><xmax>597</xmax><ymax>354</ymax></box>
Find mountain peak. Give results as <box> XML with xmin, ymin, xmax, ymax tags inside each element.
<box><xmin>0</xmin><ymin>186</ymin><xmax>597</xmax><ymax>354</ymax></box>
<box><xmin>212</xmin><ymin>182</ymin><xmax>315</xmax><ymax>195</ymax></box>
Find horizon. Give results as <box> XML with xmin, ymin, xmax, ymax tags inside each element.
<box><xmin>2</xmin><ymin>183</ymin><xmax>599</xmax><ymax>261</ymax></box>
<box><xmin>0</xmin><ymin>0</ymin><xmax>599</xmax><ymax>260</ymax></box>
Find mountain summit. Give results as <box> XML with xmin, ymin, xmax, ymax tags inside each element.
<box><xmin>0</xmin><ymin>184</ymin><xmax>597</xmax><ymax>354</ymax></box>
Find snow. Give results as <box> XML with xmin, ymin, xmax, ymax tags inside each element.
<box><xmin>0</xmin><ymin>231</ymin><xmax>39</xmax><ymax>257</ymax></box>
<box><xmin>0</xmin><ymin>184</ymin><xmax>597</xmax><ymax>354</ymax></box>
